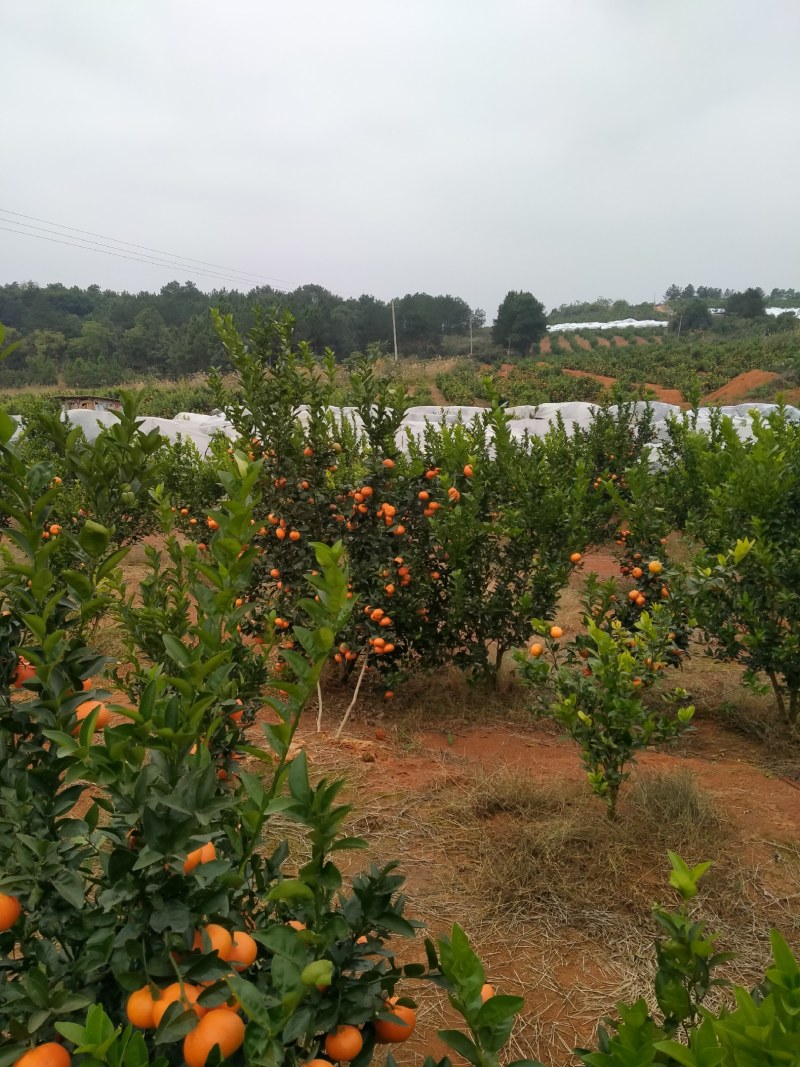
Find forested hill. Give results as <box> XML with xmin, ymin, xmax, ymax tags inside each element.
<box><xmin>0</xmin><ymin>280</ymin><xmax>485</xmax><ymax>388</ymax></box>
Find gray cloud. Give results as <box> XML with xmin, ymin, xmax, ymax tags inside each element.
<box><xmin>2</xmin><ymin>0</ymin><xmax>799</xmax><ymax>316</ymax></box>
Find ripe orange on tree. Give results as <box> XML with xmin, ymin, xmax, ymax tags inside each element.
<box><xmin>152</xmin><ymin>982</ymin><xmax>205</xmax><ymax>1027</ymax></box>
<box><xmin>73</xmin><ymin>700</ymin><xmax>110</xmax><ymax>733</ymax></box>
<box><xmin>12</xmin><ymin>659</ymin><xmax>36</xmax><ymax>687</ymax></box>
<box><xmin>183</xmin><ymin>1008</ymin><xmax>245</xmax><ymax>1067</ymax></box>
<box><xmin>193</xmin><ymin>923</ymin><xmax>233</xmax><ymax>959</ymax></box>
<box><xmin>183</xmin><ymin>841</ymin><xmax>217</xmax><ymax>874</ymax></box>
<box><xmin>13</xmin><ymin>1043</ymin><xmax>71</xmax><ymax>1067</ymax></box>
<box><xmin>0</xmin><ymin>893</ymin><xmax>21</xmax><ymax>931</ymax></box>
<box><xmin>481</xmin><ymin>983</ymin><xmax>496</xmax><ymax>1001</ymax></box>
<box><xmin>126</xmin><ymin>985</ymin><xmax>161</xmax><ymax>1029</ymax></box>
<box><xmin>374</xmin><ymin>997</ymin><xmax>417</xmax><ymax>1043</ymax></box>
<box><xmin>228</xmin><ymin>930</ymin><xmax>258</xmax><ymax>971</ymax></box>
<box><xmin>324</xmin><ymin>1025</ymin><xmax>363</xmax><ymax>1061</ymax></box>
<box><xmin>550</xmin><ymin>626</ymin><xmax>563</xmax><ymax>639</ymax></box>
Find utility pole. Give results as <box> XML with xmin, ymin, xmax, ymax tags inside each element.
<box><xmin>677</xmin><ymin>314</ymin><xmax>683</xmax><ymax>339</ymax></box>
<box><xmin>469</xmin><ymin>315</ymin><xmax>473</xmax><ymax>357</ymax></box>
<box><xmin>391</xmin><ymin>301</ymin><xmax>398</xmax><ymax>363</ymax></box>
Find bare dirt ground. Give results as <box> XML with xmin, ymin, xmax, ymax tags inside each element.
<box><xmin>561</xmin><ymin>368</ymin><xmax>685</xmax><ymax>405</ymax></box>
<box><xmin>703</xmin><ymin>370</ymin><xmax>780</xmax><ymax>405</ymax></box>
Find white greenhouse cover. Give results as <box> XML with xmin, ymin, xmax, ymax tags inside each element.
<box><xmin>54</xmin><ymin>401</ymin><xmax>800</xmax><ymax>458</ymax></box>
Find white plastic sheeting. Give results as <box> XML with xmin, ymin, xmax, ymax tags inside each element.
<box><xmin>548</xmin><ymin>318</ymin><xmax>669</xmax><ymax>332</ymax></box>
<box><xmin>51</xmin><ymin>401</ymin><xmax>800</xmax><ymax>459</ymax></box>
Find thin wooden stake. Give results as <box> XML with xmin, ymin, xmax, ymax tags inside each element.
<box><xmin>316</xmin><ymin>679</ymin><xmax>324</xmax><ymax>733</ymax></box>
<box><xmin>335</xmin><ymin>652</ymin><xmax>368</xmax><ymax>739</ymax></box>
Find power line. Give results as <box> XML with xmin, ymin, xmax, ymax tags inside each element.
<box><xmin>0</xmin><ymin>219</ymin><xmax>274</xmax><ymax>288</ymax></box>
<box><xmin>0</xmin><ymin>224</ymin><xmax>288</xmax><ymax>292</ymax></box>
<box><xmin>0</xmin><ymin>207</ymin><xmax>294</xmax><ymax>288</ymax></box>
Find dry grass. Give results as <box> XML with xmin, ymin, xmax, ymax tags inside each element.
<box><xmin>250</xmin><ymin>727</ymin><xmax>800</xmax><ymax>1066</ymax></box>
<box><xmin>463</xmin><ymin>767</ymin><xmax>740</xmax><ymax>925</ymax></box>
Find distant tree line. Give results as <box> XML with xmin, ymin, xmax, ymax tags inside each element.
<box><xmin>547</xmin><ymin>297</ymin><xmax>669</xmax><ymax>324</ymax></box>
<box><xmin>663</xmin><ymin>284</ymin><xmax>800</xmax><ymax>309</ymax></box>
<box><xmin>0</xmin><ymin>280</ymin><xmax>487</xmax><ymax>387</ymax></box>
<box><xmin>664</xmin><ymin>286</ymin><xmax>799</xmax><ymax>335</ymax></box>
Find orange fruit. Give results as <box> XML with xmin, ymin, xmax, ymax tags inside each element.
<box><xmin>631</xmin><ymin>567</ymin><xmax>643</xmax><ymax>579</ymax></box>
<box><xmin>549</xmin><ymin>626</ymin><xmax>563</xmax><ymax>640</ymax></box>
<box><xmin>648</xmin><ymin>560</ymin><xmax>663</xmax><ymax>574</ymax></box>
<box><xmin>305</xmin><ymin>1061</ymin><xmax>332</xmax><ymax>1067</ymax></box>
<box><xmin>74</xmin><ymin>700</ymin><xmax>110</xmax><ymax>732</ymax></box>
<box><xmin>286</xmin><ymin>919</ymin><xmax>306</xmax><ymax>931</ymax></box>
<box><xmin>481</xmin><ymin>983</ymin><xmax>495</xmax><ymax>1001</ymax></box>
<box><xmin>289</xmin><ymin>530</ymin><xmax>301</xmax><ymax>542</ymax></box>
<box><xmin>418</xmin><ymin>490</ymin><xmax>429</xmax><ymax>501</ymax></box>
<box><xmin>13</xmin><ymin>659</ymin><xmax>36</xmax><ymax>687</ymax></box>
<box><xmin>324</xmin><ymin>1025</ymin><xmax>363</xmax><ymax>1061</ymax></box>
<box><xmin>183</xmin><ymin>1008</ymin><xmax>245</xmax><ymax>1067</ymax></box>
<box><xmin>375</xmin><ymin>998</ymin><xmax>416</xmax><ymax>1043</ymax></box>
<box><xmin>126</xmin><ymin>985</ymin><xmax>161</xmax><ymax>1028</ymax></box>
<box><xmin>13</xmin><ymin>1043</ymin><xmax>71</xmax><ymax>1067</ymax></box>
<box><xmin>303</xmin><ymin>446</ymin><xmax>314</xmax><ymax>457</ymax></box>
<box><xmin>0</xmin><ymin>893</ymin><xmax>21</xmax><ymax>931</ymax></box>
<box><xmin>275</xmin><ymin>527</ymin><xmax>286</xmax><ymax>540</ymax></box>
<box><xmin>152</xmin><ymin>982</ymin><xmax>205</xmax><ymax>1027</ymax></box>
<box><xmin>529</xmin><ymin>643</ymin><xmax>543</xmax><ymax>658</ymax></box>
<box><xmin>193</xmin><ymin>924</ymin><xmax>233</xmax><ymax>960</ymax></box>
<box><xmin>180</xmin><ymin>508</ymin><xmax>189</xmax><ymax>515</ymax></box>
<box><xmin>207</xmin><ymin>518</ymin><xmax>219</xmax><ymax>531</ymax></box>
<box><xmin>183</xmin><ymin>841</ymin><xmax>217</xmax><ymax>874</ymax></box>
<box><xmin>383</xmin><ymin>458</ymin><xmax>395</xmax><ymax>469</ymax></box>
<box><xmin>628</xmin><ymin>589</ymin><xmax>640</xmax><ymax>601</ymax></box>
<box><xmin>463</xmin><ymin>464</ymin><xmax>473</xmax><ymax>478</ymax></box>
<box><xmin>570</xmin><ymin>552</ymin><xmax>582</xmax><ymax>564</ymax></box>
<box><xmin>228</xmin><ymin>930</ymin><xmax>258</xmax><ymax>971</ymax></box>
<box><xmin>49</xmin><ymin>524</ymin><xmax>61</xmax><ymax>536</ymax></box>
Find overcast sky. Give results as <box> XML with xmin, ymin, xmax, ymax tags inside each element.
<box><xmin>2</xmin><ymin>1</ymin><xmax>799</xmax><ymax>316</ymax></box>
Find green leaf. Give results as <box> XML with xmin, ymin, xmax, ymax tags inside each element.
<box><xmin>79</xmin><ymin>520</ymin><xmax>111</xmax><ymax>559</ymax></box>
<box><xmin>0</xmin><ymin>410</ymin><xmax>17</xmax><ymax>444</ymax></box>
<box><xmin>438</xmin><ymin>1031</ymin><xmax>479</xmax><ymax>1066</ymax></box>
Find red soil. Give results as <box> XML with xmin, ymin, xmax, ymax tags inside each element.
<box><xmin>562</xmin><ymin>368</ymin><xmax>685</xmax><ymax>405</ymax></box>
<box><xmin>703</xmin><ymin>370</ymin><xmax>780</xmax><ymax>405</ymax></box>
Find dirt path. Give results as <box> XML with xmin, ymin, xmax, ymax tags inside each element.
<box><xmin>562</xmin><ymin>368</ymin><xmax>685</xmax><ymax>405</ymax></box>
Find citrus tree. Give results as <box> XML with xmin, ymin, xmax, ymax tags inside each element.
<box><xmin>517</xmin><ymin>604</ymin><xmax>695</xmax><ymax>817</ymax></box>
<box><xmin>680</xmin><ymin>409</ymin><xmax>800</xmax><ymax>726</ymax></box>
<box><xmin>1</xmin><ymin>411</ymin><xmax>532</xmax><ymax>1067</ymax></box>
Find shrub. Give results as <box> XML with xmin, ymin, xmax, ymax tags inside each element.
<box><xmin>518</xmin><ymin>608</ymin><xmax>695</xmax><ymax>817</ymax></box>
